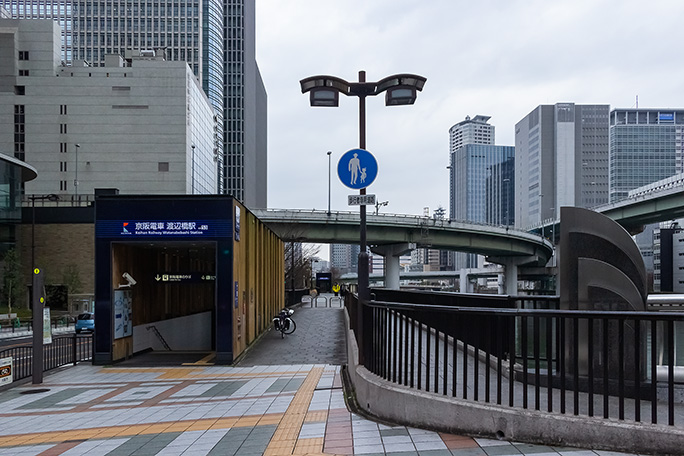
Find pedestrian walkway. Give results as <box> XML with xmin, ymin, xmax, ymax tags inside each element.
<box><xmin>0</xmin><ymin>301</ymin><xmax>641</xmax><ymax>455</ymax></box>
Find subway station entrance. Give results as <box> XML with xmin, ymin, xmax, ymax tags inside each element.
<box><xmin>93</xmin><ymin>195</ymin><xmax>284</xmax><ymax>365</ymax></box>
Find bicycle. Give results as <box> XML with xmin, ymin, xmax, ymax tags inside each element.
<box><xmin>273</xmin><ymin>308</ymin><xmax>296</xmax><ymax>338</ymax></box>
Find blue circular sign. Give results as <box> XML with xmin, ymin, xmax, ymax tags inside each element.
<box><xmin>337</xmin><ymin>148</ymin><xmax>378</xmax><ymax>190</ymax></box>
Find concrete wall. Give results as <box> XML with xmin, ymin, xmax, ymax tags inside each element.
<box><xmin>133</xmin><ymin>311</ymin><xmax>212</xmax><ymax>352</ymax></box>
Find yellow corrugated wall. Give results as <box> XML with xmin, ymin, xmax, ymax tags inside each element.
<box><xmin>232</xmin><ymin>201</ymin><xmax>284</xmax><ymax>358</ymax></box>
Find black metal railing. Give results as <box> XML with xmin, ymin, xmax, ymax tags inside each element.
<box><xmin>346</xmin><ymin>293</ymin><xmax>684</xmax><ymax>427</ymax></box>
<box><xmin>300</xmin><ymin>296</ymin><xmax>344</xmax><ymax>308</ymax></box>
<box><xmin>0</xmin><ymin>334</ymin><xmax>92</xmax><ymax>383</ymax></box>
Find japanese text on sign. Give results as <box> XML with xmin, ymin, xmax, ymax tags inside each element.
<box><xmin>348</xmin><ymin>194</ymin><xmax>376</xmax><ymax>206</ymax></box>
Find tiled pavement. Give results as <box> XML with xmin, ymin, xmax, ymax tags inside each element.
<box><xmin>0</xmin><ymin>300</ymin><xmax>642</xmax><ymax>455</ymax></box>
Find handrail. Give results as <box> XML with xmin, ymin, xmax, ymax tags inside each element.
<box><xmin>367</xmin><ymin>299</ymin><xmax>684</xmax><ymax>320</ymax></box>
<box><xmin>146</xmin><ymin>325</ymin><xmax>171</xmax><ymax>350</ymax></box>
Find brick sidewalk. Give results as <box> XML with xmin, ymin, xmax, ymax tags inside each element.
<box><xmin>0</xmin><ymin>304</ymin><xmax>639</xmax><ymax>455</ymax></box>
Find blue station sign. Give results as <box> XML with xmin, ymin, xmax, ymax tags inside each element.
<box><xmin>96</xmin><ymin>220</ymin><xmax>232</xmax><ymax>238</ymax></box>
<box><xmin>337</xmin><ymin>148</ymin><xmax>378</xmax><ymax>190</ymax></box>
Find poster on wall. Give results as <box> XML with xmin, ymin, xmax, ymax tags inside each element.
<box><xmin>43</xmin><ymin>307</ymin><xmax>52</xmax><ymax>345</ymax></box>
<box><xmin>114</xmin><ymin>289</ymin><xmax>133</xmax><ymax>339</ymax></box>
<box><xmin>235</xmin><ymin>206</ymin><xmax>241</xmax><ymax>241</ymax></box>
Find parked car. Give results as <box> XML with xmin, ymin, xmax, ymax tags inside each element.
<box><xmin>75</xmin><ymin>312</ymin><xmax>94</xmax><ymax>334</ymax></box>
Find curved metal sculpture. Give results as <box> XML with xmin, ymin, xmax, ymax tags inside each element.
<box><xmin>559</xmin><ymin>206</ymin><xmax>648</xmax><ymax>380</ymax></box>
<box><xmin>559</xmin><ymin>206</ymin><xmax>647</xmax><ymax>312</ymax></box>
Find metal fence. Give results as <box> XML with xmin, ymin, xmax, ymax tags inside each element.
<box><xmin>0</xmin><ymin>334</ymin><xmax>93</xmax><ymax>383</ymax></box>
<box><xmin>347</xmin><ymin>292</ymin><xmax>684</xmax><ymax>428</ymax></box>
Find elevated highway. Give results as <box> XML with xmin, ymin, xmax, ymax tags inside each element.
<box><xmin>597</xmin><ymin>185</ymin><xmax>684</xmax><ymax>231</ymax></box>
<box><xmin>253</xmin><ymin>209</ymin><xmax>554</xmax><ymax>294</ymax></box>
<box><xmin>253</xmin><ymin>209</ymin><xmax>553</xmax><ymax>264</ymax></box>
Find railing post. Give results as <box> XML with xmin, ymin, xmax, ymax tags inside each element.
<box><xmin>73</xmin><ymin>334</ymin><xmax>78</xmax><ymax>365</ymax></box>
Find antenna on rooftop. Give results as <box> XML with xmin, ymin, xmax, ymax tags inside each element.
<box><xmin>636</xmin><ymin>95</ymin><xmax>638</xmax><ymax>109</ymax></box>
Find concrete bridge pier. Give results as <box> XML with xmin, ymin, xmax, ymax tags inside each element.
<box><xmin>498</xmin><ymin>258</ymin><xmax>519</xmax><ymax>295</ymax></box>
<box><xmin>371</xmin><ymin>243</ymin><xmax>415</xmax><ymax>290</ymax></box>
<box><xmin>459</xmin><ymin>269</ymin><xmax>474</xmax><ymax>293</ymax></box>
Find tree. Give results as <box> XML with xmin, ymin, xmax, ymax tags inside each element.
<box><xmin>62</xmin><ymin>263</ymin><xmax>83</xmax><ymax>295</ymax></box>
<box><xmin>285</xmin><ymin>242</ymin><xmax>320</xmax><ymax>291</ymax></box>
<box><xmin>1</xmin><ymin>249</ymin><xmax>23</xmax><ymax>313</ymax></box>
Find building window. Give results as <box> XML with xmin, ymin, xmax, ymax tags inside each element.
<box><xmin>60</xmin><ymin>180</ymin><xmax>67</xmax><ymax>191</ymax></box>
<box><xmin>18</xmin><ymin>51</ymin><xmax>29</xmax><ymax>60</ymax></box>
<box><xmin>14</xmin><ymin>105</ymin><xmax>25</xmax><ymax>160</ymax></box>
<box><xmin>158</xmin><ymin>162</ymin><xmax>169</xmax><ymax>172</ymax></box>
<box><xmin>60</xmin><ymin>105</ymin><xmax>68</xmax><ymax>115</ymax></box>
<box><xmin>15</xmin><ymin>86</ymin><xmax>25</xmax><ymax>95</ymax></box>
<box><xmin>18</xmin><ymin>69</ymin><xmax>29</xmax><ymax>76</ymax></box>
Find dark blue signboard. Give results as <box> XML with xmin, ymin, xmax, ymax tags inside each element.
<box><xmin>337</xmin><ymin>148</ymin><xmax>378</xmax><ymax>190</ymax></box>
<box><xmin>96</xmin><ymin>220</ymin><xmax>232</xmax><ymax>238</ymax></box>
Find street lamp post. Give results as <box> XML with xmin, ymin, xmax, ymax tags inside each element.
<box><xmin>375</xmin><ymin>200</ymin><xmax>389</xmax><ymax>215</ymax></box>
<box><xmin>327</xmin><ymin>150</ymin><xmax>332</xmax><ymax>216</ymax></box>
<box><xmin>300</xmin><ymin>71</ymin><xmax>426</xmax><ymax>360</ymax></box>
<box><xmin>29</xmin><ymin>193</ymin><xmax>59</xmax><ymax>384</ymax></box>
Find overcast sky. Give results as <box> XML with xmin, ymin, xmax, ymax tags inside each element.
<box><xmin>256</xmin><ymin>0</ymin><xmax>684</xmax><ymax>219</ymax></box>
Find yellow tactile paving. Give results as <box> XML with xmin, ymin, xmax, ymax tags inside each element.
<box><xmin>305</xmin><ymin>411</ymin><xmax>328</xmax><ymax>422</ymax></box>
<box><xmin>102</xmin><ymin>367</ymin><xmax>308</xmax><ymax>380</ymax></box>
<box><xmin>181</xmin><ymin>352</ymin><xmax>216</xmax><ymax>365</ymax></box>
<box><xmin>0</xmin><ymin>411</ymin><xmax>287</xmax><ymax>447</ymax></box>
<box><xmin>293</xmin><ymin>437</ymin><xmax>325</xmax><ymax>454</ymax></box>
<box><xmin>264</xmin><ymin>367</ymin><xmax>324</xmax><ymax>455</ymax></box>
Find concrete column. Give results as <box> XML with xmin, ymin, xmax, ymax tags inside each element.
<box><xmin>501</xmin><ymin>258</ymin><xmax>518</xmax><ymax>296</ymax></box>
<box><xmin>459</xmin><ymin>268</ymin><xmax>474</xmax><ymax>293</ymax></box>
<box><xmin>371</xmin><ymin>243</ymin><xmax>415</xmax><ymax>290</ymax></box>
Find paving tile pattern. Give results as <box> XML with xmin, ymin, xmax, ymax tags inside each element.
<box><xmin>0</xmin><ymin>303</ymin><xmax>642</xmax><ymax>455</ymax></box>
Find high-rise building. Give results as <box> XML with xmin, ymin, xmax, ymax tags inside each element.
<box><xmin>330</xmin><ymin>243</ymin><xmax>360</xmax><ymax>276</ymax></box>
<box><xmin>653</xmin><ymin>221</ymin><xmax>684</xmax><ymax>293</ymax></box>
<box><xmin>1</xmin><ymin>19</ymin><xmax>217</xmax><ymax>196</ymax></box>
<box><xmin>515</xmin><ymin>103</ymin><xmax>609</xmax><ymax>228</ymax></box>
<box><xmin>448</xmin><ymin>115</ymin><xmax>514</xmax><ymax>269</ymax></box>
<box><xmin>449</xmin><ymin>115</ymin><xmax>495</xmax><ymax>151</ymax></box>
<box><xmin>609</xmin><ymin>108</ymin><xmax>684</xmax><ymax>203</ymax></box>
<box><xmin>0</xmin><ymin>0</ymin><xmax>266</xmax><ymax>208</ymax></box>
<box><xmin>450</xmin><ymin>144</ymin><xmax>514</xmax><ymax>268</ymax></box>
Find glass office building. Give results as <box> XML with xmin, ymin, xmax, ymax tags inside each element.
<box><xmin>450</xmin><ymin>144</ymin><xmax>515</xmax><ymax>268</ymax></box>
<box><xmin>0</xmin><ymin>153</ymin><xmax>36</xmax><ymax>254</ymax></box>
<box><xmin>609</xmin><ymin>109</ymin><xmax>684</xmax><ymax>202</ymax></box>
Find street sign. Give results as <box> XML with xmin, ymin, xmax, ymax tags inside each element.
<box><xmin>0</xmin><ymin>357</ymin><xmax>12</xmax><ymax>386</ymax></box>
<box><xmin>154</xmin><ymin>273</ymin><xmax>216</xmax><ymax>283</ymax></box>
<box><xmin>337</xmin><ymin>148</ymin><xmax>378</xmax><ymax>190</ymax></box>
<box><xmin>348</xmin><ymin>194</ymin><xmax>376</xmax><ymax>206</ymax></box>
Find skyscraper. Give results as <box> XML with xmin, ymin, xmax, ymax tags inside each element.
<box><xmin>515</xmin><ymin>103</ymin><xmax>609</xmax><ymax>228</ymax></box>
<box><xmin>450</xmin><ymin>144</ymin><xmax>514</xmax><ymax>268</ymax></box>
<box><xmin>609</xmin><ymin>108</ymin><xmax>684</xmax><ymax>203</ymax></box>
<box><xmin>449</xmin><ymin>115</ymin><xmax>495</xmax><ymax>151</ymax></box>
<box><xmin>448</xmin><ymin>115</ymin><xmax>496</xmax><ymax>223</ymax></box>
<box><xmin>449</xmin><ymin>115</ymin><xmax>513</xmax><ymax>269</ymax></box>
<box><xmin>1</xmin><ymin>0</ymin><xmax>266</xmax><ymax>208</ymax></box>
